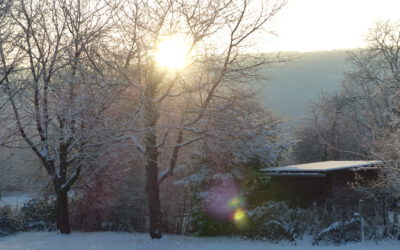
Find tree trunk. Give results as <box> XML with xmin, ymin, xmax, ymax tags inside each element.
<box><xmin>146</xmin><ymin>152</ymin><xmax>162</xmax><ymax>239</ymax></box>
<box><xmin>55</xmin><ymin>124</ymin><xmax>72</xmax><ymax>234</ymax></box>
<box><xmin>144</xmin><ymin>72</ymin><xmax>162</xmax><ymax>239</ymax></box>
<box><xmin>56</xmin><ymin>190</ymin><xmax>71</xmax><ymax>234</ymax></box>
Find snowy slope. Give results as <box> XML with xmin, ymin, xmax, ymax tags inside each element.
<box><xmin>0</xmin><ymin>232</ymin><xmax>398</xmax><ymax>250</ymax></box>
<box><xmin>0</xmin><ymin>194</ymin><xmax>33</xmax><ymax>209</ymax></box>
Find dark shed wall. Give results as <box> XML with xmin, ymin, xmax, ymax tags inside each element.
<box><xmin>270</xmin><ymin>175</ymin><xmax>332</xmax><ymax>207</ymax></box>
<box><xmin>330</xmin><ymin>169</ymin><xmax>380</xmax><ymax>215</ymax></box>
<box><xmin>268</xmin><ymin>169</ymin><xmax>380</xmax><ymax>209</ymax></box>
<box><xmin>330</xmin><ymin>171</ymin><xmax>358</xmax><ymax>209</ymax></box>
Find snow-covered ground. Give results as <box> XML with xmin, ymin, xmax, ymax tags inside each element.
<box><xmin>0</xmin><ymin>194</ymin><xmax>33</xmax><ymax>209</ymax></box>
<box><xmin>0</xmin><ymin>232</ymin><xmax>398</xmax><ymax>250</ymax></box>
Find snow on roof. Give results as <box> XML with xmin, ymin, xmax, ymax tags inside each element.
<box><xmin>261</xmin><ymin>161</ymin><xmax>382</xmax><ymax>173</ymax></box>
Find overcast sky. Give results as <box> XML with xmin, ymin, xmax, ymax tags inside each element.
<box><xmin>262</xmin><ymin>0</ymin><xmax>400</xmax><ymax>52</ymax></box>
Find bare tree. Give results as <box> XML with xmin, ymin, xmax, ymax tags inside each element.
<box><xmin>347</xmin><ymin>21</ymin><xmax>400</xmax><ymax>191</ymax></box>
<box><xmin>292</xmin><ymin>93</ymin><xmax>370</xmax><ymax>163</ymax></box>
<box><xmin>0</xmin><ymin>0</ymin><xmax>22</xmax><ymax>113</ymax></box>
<box><xmin>1</xmin><ymin>0</ymin><xmax>287</xmax><ymax>237</ymax></box>
<box><xmin>107</xmin><ymin>0</ymin><xmax>287</xmax><ymax>238</ymax></box>
<box><xmin>1</xmin><ymin>0</ymin><xmax>116</xmax><ymax>234</ymax></box>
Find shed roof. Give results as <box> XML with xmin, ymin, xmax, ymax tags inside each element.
<box><xmin>261</xmin><ymin>161</ymin><xmax>382</xmax><ymax>174</ymax></box>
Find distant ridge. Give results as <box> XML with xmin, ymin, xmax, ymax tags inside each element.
<box><xmin>258</xmin><ymin>50</ymin><xmax>350</xmax><ymax>122</ymax></box>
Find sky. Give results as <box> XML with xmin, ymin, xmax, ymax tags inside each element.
<box><xmin>264</xmin><ymin>0</ymin><xmax>400</xmax><ymax>52</ymax></box>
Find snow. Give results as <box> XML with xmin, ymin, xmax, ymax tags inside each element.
<box><xmin>0</xmin><ymin>194</ymin><xmax>33</xmax><ymax>209</ymax></box>
<box><xmin>266</xmin><ymin>173</ymin><xmax>326</xmax><ymax>177</ymax></box>
<box><xmin>0</xmin><ymin>232</ymin><xmax>399</xmax><ymax>250</ymax></box>
<box><xmin>261</xmin><ymin>161</ymin><xmax>382</xmax><ymax>173</ymax></box>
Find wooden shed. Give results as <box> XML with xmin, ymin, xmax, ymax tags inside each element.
<box><xmin>260</xmin><ymin>161</ymin><xmax>383</xmax><ymax>210</ymax></box>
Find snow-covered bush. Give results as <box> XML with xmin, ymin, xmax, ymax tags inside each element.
<box><xmin>314</xmin><ymin>216</ymin><xmax>363</xmax><ymax>244</ymax></box>
<box><xmin>0</xmin><ymin>205</ymin><xmax>19</xmax><ymax>237</ymax></box>
<box><xmin>19</xmin><ymin>198</ymin><xmax>56</xmax><ymax>231</ymax></box>
<box><xmin>312</xmin><ymin>210</ymin><xmax>390</xmax><ymax>245</ymax></box>
<box><xmin>386</xmin><ymin>198</ymin><xmax>400</xmax><ymax>240</ymax></box>
<box><xmin>313</xmin><ymin>201</ymin><xmax>400</xmax><ymax>244</ymax></box>
<box><xmin>1</xmin><ymin>197</ymin><xmax>56</xmax><ymax>236</ymax></box>
<box><xmin>247</xmin><ymin>201</ymin><xmax>308</xmax><ymax>241</ymax></box>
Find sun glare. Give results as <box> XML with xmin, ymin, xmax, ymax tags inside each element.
<box><xmin>155</xmin><ymin>36</ymin><xmax>190</xmax><ymax>70</ymax></box>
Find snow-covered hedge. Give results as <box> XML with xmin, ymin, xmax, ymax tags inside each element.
<box><xmin>314</xmin><ymin>214</ymin><xmax>365</xmax><ymax>244</ymax></box>
<box><xmin>0</xmin><ymin>206</ymin><xmax>19</xmax><ymax>237</ymax></box>
<box><xmin>0</xmin><ymin>198</ymin><xmax>55</xmax><ymax>237</ymax></box>
<box><xmin>19</xmin><ymin>198</ymin><xmax>56</xmax><ymax>231</ymax></box>
<box><xmin>247</xmin><ymin>201</ymin><xmax>308</xmax><ymax>241</ymax></box>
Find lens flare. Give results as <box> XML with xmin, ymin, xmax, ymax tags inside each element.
<box><xmin>228</xmin><ymin>196</ymin><xmax>245</xmax><ymax>209</ymax></box>
<box><xmin>202</xmin><ymin>177</ymin><xmax>249</xmax><ymax>229</ymax></box>
<box><xmin>233</xmin><ymin>208</ymin><xmax>246</xmax><ymax>222</ymax></box>
<box><xmin>232</xmin><ymin>208</ymin><xmax>248</xmax><ymax>229</ymax></box>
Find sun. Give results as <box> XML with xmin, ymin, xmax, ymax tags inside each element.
<box><xmin>155</xmin><ymin>35</ymin><xmax>190</xmax><ymax>70</ymax></box>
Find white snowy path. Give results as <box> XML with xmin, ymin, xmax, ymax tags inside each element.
<box><xmin>0</xmin><ymin>232</ymin><xmax>399</xmax><ymax>250</ymax></box>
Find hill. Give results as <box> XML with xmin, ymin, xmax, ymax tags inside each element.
<box><xmin>259</xmin><ymin>50</ymin><xmax>351</xmax><ymax>122</ymax></box>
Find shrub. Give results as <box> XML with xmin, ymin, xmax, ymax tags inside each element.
<box><xmin>312</xmin><ymin>211</ymin><xmax>392</xmax><ymax>244</ymax></box>
<box><xmin>0</xmin><ymin>206</ymin><xmax>19</xmax><ymax>237</ymax></box>
<box><xmin>314</xmin><ymin>215</ymin><xmax>363</xmax><ymax>244</ymax></box>
<box><xmin>19</xmin><ymin>198</ymin><xmax>56</xmax><ymax>231</ymax></box>
<box><xmin>247</xmin><ymin>201</ymin><xmax>308</xmax><ymax>241</ymax></box>
<box><xmin>191</xmin><ymin>211</ymin><xmax>236</xmax><ymax>236</ymax></box>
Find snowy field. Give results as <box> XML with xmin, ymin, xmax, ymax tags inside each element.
<box><xmin>0</xmin><ymin>232</ymin><xmax>399</xmax><ymax>250</ymax></box>
<box><xmin>0</xmin><ymin>194</ymin><xmax>33</xmax><ymax>209</ymax></box>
